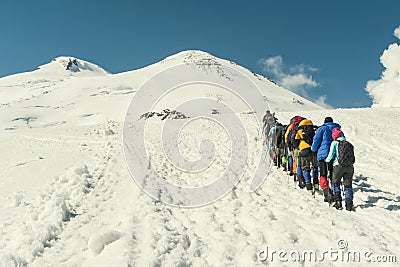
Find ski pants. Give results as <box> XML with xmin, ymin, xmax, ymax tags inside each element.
<box><xmin>299</xmin><ymin>153</ymin><xmax>319</xmax><ymax>187</ymax></box>
<box><xmin>332</xmin><ymin>165</ymin><xmax>354</xmax><ymax>201</ymax></box>
<box><xmin>319</xmin><ymin>159</ymin><xmax>333</xmax><ymax>179</ymax></box>
<box><xmin>299</xmin><ymin>153</ymin><xmax>318</xmax><ymax>171</ymax></box>
<box><xmin>319</xmin><ymin>159</ymin><xmax>333</xmax><ymax>190</ymax></box>
<box><xmin>276</xmin><ymin>147</ymin><xmax>284</xmax><ymax>167</ymax></box>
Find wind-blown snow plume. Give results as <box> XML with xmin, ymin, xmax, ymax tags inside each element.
<box><xmin>315</xmin><ymin>95</ymin><xmax>333</xmax><ymax>109</ymax></box>
<box><xmin>258</xmin><ymin>55</ymin><xmax>320</xmax><ymax>101</ymax></box>
<box><xmin>366</xmin><ymin>26</ymin><xmax>400</xmax><ymax>107</ymax></box>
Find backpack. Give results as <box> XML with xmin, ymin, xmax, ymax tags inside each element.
<box><xmin>288</xmin><ymin>116</ymin><xmax>305</xmax><ymax>147</ymax></box>
<box><xmin>276</xmin><ymin>124</ymin><xmax>285</xmax><ymax>148</ymax></box>
<box><xmin>300</xmin><ymin>125</ymin><xmax>315</xmax><ymax>146</ymax></box>
<box><xmin>291</xmin><ymin>116</ymin><xmax>304</xmax><ymax>126</ymax></box>
<box><xmin>338</xmin><ymin>140</ymin><xmax>355</xmax><ymax>166</ymax></box>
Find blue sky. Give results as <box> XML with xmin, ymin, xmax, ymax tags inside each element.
<box><xmin>1</xmin><ymin>0</ymin><xmax>399</xmax><ymax>108</ymax></box>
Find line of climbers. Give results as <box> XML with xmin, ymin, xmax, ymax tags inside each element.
<box><xmin>262</xmin><ymin>111</ymin><xmax>356</xmax><ymax>211</ymax></box>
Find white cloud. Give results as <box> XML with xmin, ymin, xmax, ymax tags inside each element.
<box><xmin>258</xmin><ymin>55</ymin><xmax>323</xmax><ymax>105</ymax></box>
<box><xmin>366</xmin><ymin>39</ymin><xmax>400</xmax><ymax>107</ymax></box>
<box><xmin>258</xmin><ymin>56</ymin><xmax>284</xmax><ymax>79</ymax></box>
<box><xmin>280</xmin><ymin>73</ymin><xmax>318</xmax><ymax>92</ymax></box>
<box><xmin>394</xmin><ymin>26</ymin><xmax>400</xmax><ymax>39</ymax></box>
<box><xmin>289</xmin><ymin>64</ymin><xmax>319</xmax><ymax>74</ymax></box>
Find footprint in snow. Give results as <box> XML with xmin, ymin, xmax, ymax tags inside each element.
<box><xmin>88</xmin><ymin>230</ymin><xmax>123</xmax><ymax>255</ymax></box>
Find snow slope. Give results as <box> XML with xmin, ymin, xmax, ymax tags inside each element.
<box><xmin>0</xmin><ymin>51</ymin><xmax>399</xmax><ymax>266</ymax></box>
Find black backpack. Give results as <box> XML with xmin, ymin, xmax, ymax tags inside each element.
<box><xmin>289</xmin><ymin>127</ymin><xmax>298</xmax><ymax>148</ymax></box>
<box><xmin>300</xmin><ymin>125</ymin><xmax>315</xmax><ymax>146</ymax></box>
<box><xmin>338</xmin><ymin>140</ymin><xmax>355</xmax><ymax>166</ymax></box>
<box><xmin>275</xmin><ymin>125</ymin><xmax>285</xmax><ymax>148</ymax></box>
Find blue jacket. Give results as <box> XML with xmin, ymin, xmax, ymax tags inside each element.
<box><xmin>311</xmin><ymin>122</ymin><xmax>342</xmax><ymax>161</ymax></box>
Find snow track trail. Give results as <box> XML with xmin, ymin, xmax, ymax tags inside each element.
<box><xmin>0</xmin><ymin>122</ymin><xmax>125</xmax><ymax>266</ymax></box>
<box><xmin>1</xmin><ymin>108</ymin><xmax>400</xmax><ymax>266</ymax></box>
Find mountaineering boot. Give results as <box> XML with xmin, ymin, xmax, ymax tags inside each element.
<box><xmin>297</xmin><ymin>176</ymin><xmax>306</xmax><ymax>189</ymax></box>
<box><xmin>303</xmin><ymin>170</ymin><xmax>312</xmax><ymax>191</ymax></box>
<box><xmin>314</xmin><ymin>184</ymin><xmax>319</xmax><ymax>191</ymax></box>
<box><xmin>345</xmin><ymin>201</ymin><xmax>354</xmax><ymax>211</ymax></box>
<box><xmin>305</xmin><ymin>184</ymin><xmax>313</xmax><ymax>191</ymax></box>
<box><xmin>282</xmin><ymin>156</ymin><xmax>287</xmax><ymax>171</ymax></box>
<box><xmin>311</xmin><ymin>167</ymin><xmax>319</xmax><ymax>190</ymax></box>
<box><xmin>333</xmin><ymin>194</ymin><xmax>343</xmax><ymax>210</ymax></box>
<box><xmin>298</xmin><ymin>181</ymin><xmax>306</xmax><ymax>189</ymax></box>
<box><xmin>334</xmin><ymin>199</ymin><xmax>342</xmax><ymax>210</ymax></box>
<box><xmin>323</xmin><ymin>188</ymin><xmax>333</xmax><ymax>203</ymax></box>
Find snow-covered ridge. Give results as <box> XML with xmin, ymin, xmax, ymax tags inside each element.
<box><xmin>35</xmin><ymin>56</ymin><xmax>109</xmax><ymax>77</ymax></box>
<box><xmin>161</xmin><ymin>50</ymin><xmax>277</xmax><ymax>84</ymax></box>
<box><xmin>0</xmin><ymin>50</ymin><xmax>322</xmax><ymax>130</ymax></box>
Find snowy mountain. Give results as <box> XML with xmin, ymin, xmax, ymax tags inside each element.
<box><xmin>0</xmin><ymin>51</ymin><xmax>321</xmax><ymax>130</ymax></box>
<box><xmin>36</xmin><ymin>57</ymin><xmax>110</xmax><ymax>76</ymax></box>
<box><xmin>0</xmin><ymin>51</ymin><xmax>399</xmax><ymax>266</ymax></box>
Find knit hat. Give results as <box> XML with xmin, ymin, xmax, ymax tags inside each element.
<box><xmin>324</xmin><ymin>117</ymin><xmax>333</xmax><ymax>123</ymax></box>
<box><xmin>332</xmin><ymin>128</ymin><xmax>343</xmax><ymax>139</ymax></box>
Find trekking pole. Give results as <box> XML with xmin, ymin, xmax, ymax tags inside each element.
<box><xmin>286</xmin><ymin>159</ymin><xmax>289</xmax><ymax>185</ymax></box>
<box><xmin>287</xmin><ymin>161</ymin><xmax>290</xmax><ymax>185</ymax></box>
<box><xmin>341</xmin><ymin>183</ymin><xmax>345</xmax><ymax>198</ymax></box>
<box><xmin>328</xmin><ymin>178</ymin><xmax>333</xmax><ymax>207</ymax></box>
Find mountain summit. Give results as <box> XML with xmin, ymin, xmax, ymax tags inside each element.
<box><xmin>35</xmin><ymin>56</ymin><xmax>109</xmax><ymax>77</ymax></box>
<box><xmin>0</xmin><ymin>50</ymin><xmax>322</xmax><ymax>128</ymax></box>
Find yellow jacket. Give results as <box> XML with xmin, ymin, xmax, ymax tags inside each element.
<box><xmin>295</xmin><ymin>119</ymin><xmax>314</xmax><ymax>151</ymax></box>
<box><xmin>284</xmin><ymin>123</ymin><xmax>293</xmax><ymax>143</ymax></box>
